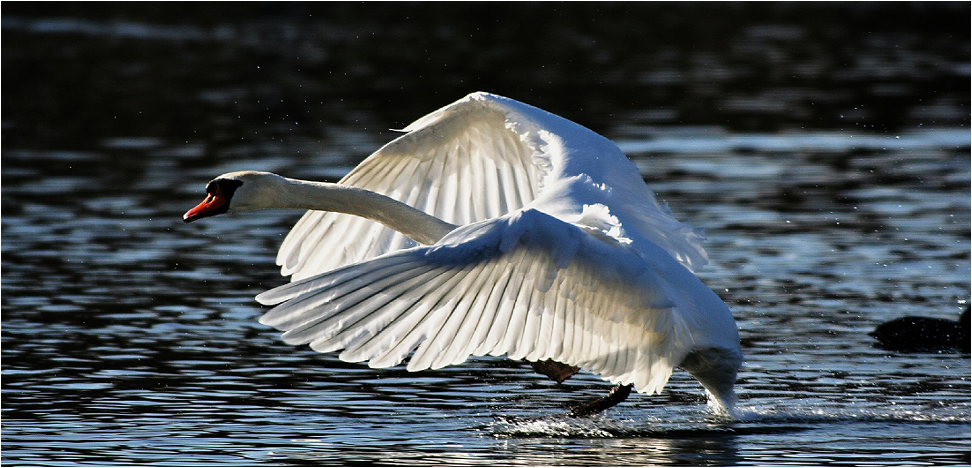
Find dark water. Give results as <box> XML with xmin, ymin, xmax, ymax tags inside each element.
<box><xmin>3</xmin><ymin>4</ymin><xmax>969</xmax><ymax>466</ymax></box>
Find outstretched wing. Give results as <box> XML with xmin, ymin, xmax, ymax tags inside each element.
<box><xmin>258</xmin><ymin>208</ymin><xmax>714</xmax><ymax>395</ymax></box>
<box><xmin>277</xmin><ymin>93</ymin><xmax>546</xmax><ymax>281</ymax></box>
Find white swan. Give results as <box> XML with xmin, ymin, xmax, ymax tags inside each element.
<box><xmin>184</xmin><ymin>92</ymin><xmax>742</xmax><ymax>413</ymax></box>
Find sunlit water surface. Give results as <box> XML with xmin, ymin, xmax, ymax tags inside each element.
<box><xmin>3</xmin><ymin>4</ymin><xmax>969</xmax><ymax>466</ymax></box>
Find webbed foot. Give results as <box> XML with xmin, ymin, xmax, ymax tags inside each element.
<box><xmin>567</xmin><ymin>383</ymin><xmax>633</xmax><ymax>417</ymax></box>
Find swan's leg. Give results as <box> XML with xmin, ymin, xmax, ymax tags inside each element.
<box><xmin>528</xmin><ymin>359</ymin><xmax>580</xmax><ymax>383</ymax></box>
<box><xmin>526</xmin><ymin>359</ymin><xmax>631</xmax><ymax>416</ymax></box>
<box><xmin>566</xmin><ymin>383</ymin><xmax>633</xmax><ymax>417</ymax></box>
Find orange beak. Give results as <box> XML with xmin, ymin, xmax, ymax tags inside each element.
<box><xmin>183</xmin><ymin>184</ymin><xmax>229</xmax><ymax>223</ymax></box>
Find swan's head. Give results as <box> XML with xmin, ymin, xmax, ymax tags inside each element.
<box><xmin>183</xmin><ymin>171</ymin><xmax>284</xmax><ymax>223</ymax></box>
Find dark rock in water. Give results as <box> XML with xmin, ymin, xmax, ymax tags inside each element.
<box><xmin>870</xmin><ymin>307</ymin><xmax>970</xmax><ymax>353</ymax></box>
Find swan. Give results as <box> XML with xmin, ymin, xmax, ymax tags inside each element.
<box><xmin>184</xmin><ymin>92</ymin><xmax>742</xmax><ymax>414</ymax></box>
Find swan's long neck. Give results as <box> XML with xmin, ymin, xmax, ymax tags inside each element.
<box><xmin>258</xmin><ymin>175</ymin><xmax>457</xmax><ymax>245</ymax></box>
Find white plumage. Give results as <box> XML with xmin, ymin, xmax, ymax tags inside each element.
<box><xmin>276</xmin><ymin>92</ymin><xmax>707</xmax><ymax>280</ymax></box>
<box><xmin>185</xmin><ymin>92</ymin><xmax>742</xmax><ymax>411</ymax></box>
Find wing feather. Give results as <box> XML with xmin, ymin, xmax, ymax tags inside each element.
<box><xmin>405</xmin><ymin>265</ymin><xmax>481</xmax><ymax>370</ymax></box>
<box><xmin>337</xmin><ymin>266</ymin><xmax>461</xmax><ymax>365</ymax></box>
<box><xmin>502</xmin><ymin>253</ymin><xmax>539</xmax><ymax>359</ymax></box>
<box><xmin>549</xmin><ymin>290</ymin><xmax>569</xmax><ymax>361</ymax></box>
<box><xmin>259</xmin><ymin>208</ymin><xmax>703</xmax><ymax>394</ymax></box>
<box><xmin>481</xmin><ymin>152</ymin><xmax>502</xmax><ymax>219</ymax></box>
<box><xmin>525</xmin><ymin>287</ymin><xmax>554</xmax><ymax>362</ymax></box>
<box><xmin>409</xmin><ymin>281</ymin><xmax>474</xmax><ymax>369</ymax></box>
<box><xmin>276</xmin><ymin>94</ymin><xmax>545</xmax><ymax>281</ymax></box>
